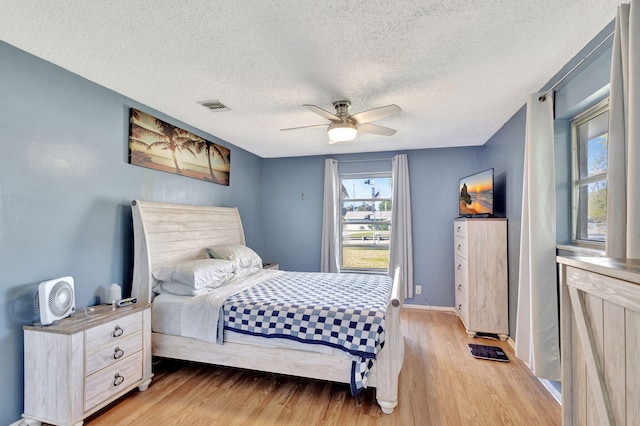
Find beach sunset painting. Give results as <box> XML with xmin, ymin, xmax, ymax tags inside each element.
<box><xmin>459</xmin><ymin>169</ymin><xmax>493</xmax><ymax>215</ymax></box>
<box><xmin>128</xmin><ymin>108</ymin><xmax>230</xmax><ymax>185</ymax></box>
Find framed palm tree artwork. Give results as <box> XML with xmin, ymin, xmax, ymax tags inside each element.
<box><xmin>128</xmin><ymin>108</ymin><xmax>230</xmax><ymax>186</ymax></box>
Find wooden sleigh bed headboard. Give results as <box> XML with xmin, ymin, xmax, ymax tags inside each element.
<box><xmin>131</xmin><ymin>200</ymin><xmax>247</xmax><ymax>304</ymax></box>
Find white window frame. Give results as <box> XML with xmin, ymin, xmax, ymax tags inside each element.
<box><xmin>339</xmin><ymin>172</ymin><xmax>392</xmax><ymax>273</ymax></box>
<box><xmin>570</xmin><ymin>98</ymin><xmax>609</xmax><ymax>248</ymax></box>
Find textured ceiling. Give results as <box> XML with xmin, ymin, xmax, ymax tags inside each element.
<box><xmin>0</xmin><ymin>1</ymin><xmax>620</xmax><ymax>158</ymax></box>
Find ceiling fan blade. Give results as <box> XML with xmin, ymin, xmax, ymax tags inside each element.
<box><xmin>280</xmin><ymin>124</ymin><xmax>329</xmax><ymax>131</ymax></box>
<box><xmin>303</xmin><ymin>104</ymin><xmax>341</xmax><ymax>122</ymax></box>
<box><xmin>357</xmin><ymin>123</ymin><xmax>397</xmax><ymax>136</ymax></box>
<box><xmin>350</xmin><ymin>104</ymin><xmax>401</xmax><ymax>124</ymax></box>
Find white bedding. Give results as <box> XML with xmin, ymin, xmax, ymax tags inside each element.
<box><xmin>151</xmin><ymin>269</ymin><xmax>351</xmax><ymax>359</ymax></box>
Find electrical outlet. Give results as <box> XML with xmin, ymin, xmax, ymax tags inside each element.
<box><xmin>415</xmin><ymin>285</ymin><xmax>422</xmax><ymax>295</ymax></box>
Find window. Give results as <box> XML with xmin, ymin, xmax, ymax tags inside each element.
<box><xmin>340</xmin><ymin>174</ymin><xmax>392</xmax><ymax>272</ymax></box>
<box><xmin>571</xmin><ymin>99</ymin><xmax>609</xmax><ymax>245</ymax></box>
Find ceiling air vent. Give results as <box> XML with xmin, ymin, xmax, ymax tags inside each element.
<box><xmin>199</xmin><ymin>100</ymin><xmax>229</xmax><ymax>112</ymax></box>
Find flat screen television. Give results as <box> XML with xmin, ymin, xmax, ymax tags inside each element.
<box><xmin>459</xmin><ymin>168</ymin><xmax>494</xmax><ymax>217</ymax></box>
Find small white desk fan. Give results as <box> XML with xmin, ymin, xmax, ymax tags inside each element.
<box><xmin>36</xmin><ymin>276</ymin><xmax>76</xmax><ymax>325</ymax></box>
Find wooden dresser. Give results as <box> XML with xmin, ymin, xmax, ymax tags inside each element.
<box><xmin>23</xmin><ymin>303</ymin><xmax>153</xmax><ymax>426</ymax></box>
<box><xmin>454</xmin><ymin>218</ymin><xmax>508</xmax><ymax>340</ymax></box>
<box><xmin>557</xmin><ymin>256</ymin><xmax>640</xmax><ymax>425</ymax></box>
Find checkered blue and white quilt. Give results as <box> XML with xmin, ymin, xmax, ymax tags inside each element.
<box><xmin>222</xmin><ymin>271</ymin><xmax>392</xmax><ymax>395</ymax></box>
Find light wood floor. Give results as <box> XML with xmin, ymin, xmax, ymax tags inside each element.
<box><xmin>85</xmin><ymin>309</ymin><xmax>561</xmax><ymax>426</ymax></box>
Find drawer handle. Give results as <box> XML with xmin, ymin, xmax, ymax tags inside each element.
<box><xmin>458</xmin><ymin>304</ymin><xmax>462</xmax><ymax>311</ymax></box>
<box><xmin>112</xmin><ymin>325</ymin><xmax>124</xmax><ymax>338</ymax></box>
<box><xmin>113</xmin><ymin>347</ymin><xmax>125</xmax><ymax>360</ymax></box>
<box><xmin>457</xmin><ymin>226</ymin><xmax>461</xmax><ymax>233</ymax></box>
<box><xmin>457</xmin><ymin>264</ymin><xmax>462</xmax><ymax>272</ymax></box>
<box><xmin>457</xmin><ymin>244</ymin><xmax>462</xmax><ymax>251</ymax></box>
<box><xmin>458</xmin><ymin>284</ymin><xmax>461</xmax><ymax>290</ymax></box>
<box><xmin>113</xmin><ymin>373</ymin><xmax>125</xmax><ymax>387</ymax></box>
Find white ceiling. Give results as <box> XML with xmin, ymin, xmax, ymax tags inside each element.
<box><xmin>0</xmin><ymin>1</ymin><xmax>620</xmax><ymax>158</ymax></box>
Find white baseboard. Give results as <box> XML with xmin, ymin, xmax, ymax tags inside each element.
<box><xmin>9</xmin><ymin>419</ymin><xmax>25</xmax><ymax>426</ymax></box>
<box><xmin>402</xmin><ymin>304</ymin><xmax>455</xmax><ymax>312</ymax></box>
<box><xmin>506</xmin><ymin>336</ymin><xmax>515</xmax><ymax>349</ymax></box>
<box><xmin>538</xmin><ymin>378</ymin><xmax>562</xmax><ymax>404</ymax></box>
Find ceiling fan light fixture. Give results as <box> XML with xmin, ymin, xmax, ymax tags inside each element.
<box><xmin>282</xmin><ymin>101</ymin><xmax>399</xmax><ymax>143</ymax></box>
<box><xmin>327</xmin><ymin>122</ymin><xmax>357</xmax><ymax>142</ymax></box>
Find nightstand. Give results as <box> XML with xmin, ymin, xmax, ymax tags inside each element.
<box><xmin>262</xmin><ymin>262</ymin><xmax>279</xmax><ymax>270</ymax></box>
<box><xmin>22</xmin><ymin>303</ymin><xmax>153</xmax><ymax>426</ymax></box>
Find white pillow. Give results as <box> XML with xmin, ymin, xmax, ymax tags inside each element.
<box><xmin>152</xmin><ymin>259</ymin><xmax>236</xmax><ymax>290</ymax></box>
<box><xmin>206</xmin><ymin>244</ymin><xmax>262</xmax><ymax>269</ymax></box>
<box><xmin>234</xmin><ymin>266</ymin><xmax>262</xmax><ymax>278</ymax></box>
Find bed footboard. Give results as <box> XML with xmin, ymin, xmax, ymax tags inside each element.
<box><xmin>374</xmin><ymin>265</ymin><xmax>405</xmax><ymax>413</ymax></box>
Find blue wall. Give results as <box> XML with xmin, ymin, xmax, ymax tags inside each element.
<box><xmin>0</xmin><ymin>40</ymin><xmax>265</xmax><ymax>424</ymax></box>
<box><xmin>483</xmin><ymin>106</ymin><xmax>527</xmax><ymax>335</ymax></box>
<box><xmin>262</xmin><ymin>156</ymin><xmax>326</xmax><ymax>272</ymax></box>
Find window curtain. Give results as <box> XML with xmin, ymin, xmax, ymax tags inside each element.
<box><xmin>389</xmin><ymin>154</ymin><xmax>414</xmax><ymax>298</ymax></box>
<box><xmin>514</xmin><ymin>93</ymin><xmax>561</xmax><ymax>380</ymax></box>
<box><xmin>320</xmin><ymin>158</ymin><xmax>340</xmax><ymax>272</ymax></box>
<box><xmin>606</xmin><ymin>0</ymin><xmax>640</xmax><ymax>258</ymax></box>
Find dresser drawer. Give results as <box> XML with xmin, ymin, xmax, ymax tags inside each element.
<box><xmin>455</xmin><ymin>276</ymin><xmax>467</xmax><ymax>299</ymax></box>
<box><xmin>84</xmin><ymin>351</ymin><xmax>143</xmax><ymax>411</ymax></box>
<box><xmin>454</xmin><ymin>221</ymin><xmax>467</xmax><ymax>238</ymax></box>
<box><xmin>456</xmin><ymin>295</ymin><xmax>469</xmax><ymax>327</ymax></box>
<box><xmin>455</xmin><ymin>268</ymin><xmax>467</xmax><ymax>289</ymax></box>
<box><xmin>85</xmin><ymin>311</ymin><xmax>142</xmax><ymax>352</ymax></box>
<box><xmin>455</xmin><ymin>255</ymin><xmax>468</xmax><ymax>282</ymax></box>
<box><xmin>454</xmin><ymin>236</ymin><xmax>467</xmax><ymax>259</ymax></box>
<box><xmin>85</xmin><ymin>331</ymin><xmax>142</xmax><ymax>375</ymax></box>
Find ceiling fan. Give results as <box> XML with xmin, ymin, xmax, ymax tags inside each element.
<box><xmin>280</xmin><ymin>101</ymin><xmax>401</xmax><ymax>144</ymax></box>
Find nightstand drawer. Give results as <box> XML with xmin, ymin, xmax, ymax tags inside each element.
<box><xmin>84</xmin><ymin>351</ymin><xmax>143</xmax><ymax>411</ymax></box>
<box><xmin>85</xmin><ymin>311</ymin><xmax>142</xmax><ymax>352</ymax></box>
<box><xmin>85</xmin><ymin>331</ymin><xmax>142</xmax><ymax>375</ymax></box>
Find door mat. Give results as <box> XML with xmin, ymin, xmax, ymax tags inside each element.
<box><xmin>467</xmin><ymin>344</ymin><xmax>510</xmax><ymax>362</ymax></box>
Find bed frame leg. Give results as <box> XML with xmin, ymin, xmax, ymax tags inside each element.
<box><xmin>375</xmin><ymin>353</ymin><xmax>401</xmax><ymax>414</ymax></box>
<box><xmin>138</xmin><ymin>377</ymin><xmax>152</xmax><ymax>392</ymax></box>
<box><xmin>377</xmin><ymin>398</ymin><xmax>398</xmax><ymax>414</ymax></box>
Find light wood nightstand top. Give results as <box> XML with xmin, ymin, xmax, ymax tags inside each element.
<box><xmin>24</xmin><ymin>302</ymin><xmax>151</xmax><ymax>334</ymax></box>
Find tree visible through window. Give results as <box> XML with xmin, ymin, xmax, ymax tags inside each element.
<box><xmin>340</xmin><ymin>174</ymin><xmax>392</xmax><ymax>271</ymax></box>
<box><xmin>572</xmin><ymin>99</ymin><xmax>608</xmax><ymax>245</ymax></box>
